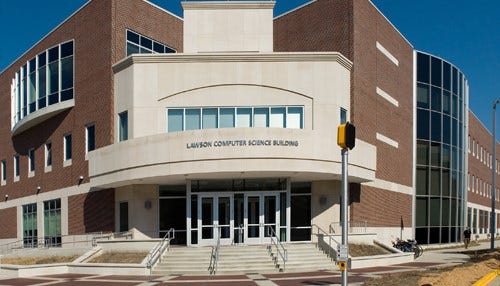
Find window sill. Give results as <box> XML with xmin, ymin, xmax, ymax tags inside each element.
<box><xmin>28</xmin><ymin>171</ymin><xmax>35</xmax><ymax>178</ymax></box>
<box><xmin>1</xmin><ymin>181</ymin><xmax>5</xmax><ymax>186</ymax></box>
<box><xmin>14</xmin><ymin>176</ymin><xmax>19</xmax><ymax>182</ymax></box>
<box><xmin>63</xmin><ymin>159</ymin><xmax>72</xmax><ymax>167</ymax></box>
<box><xmin>45</xmin><ymin>166</ymin><xmax>52</xmax><ymax>173</ymax></box>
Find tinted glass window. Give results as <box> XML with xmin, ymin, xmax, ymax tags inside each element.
<box><xmin>417</xmin><ymin>53</ymin><xmax>430</xmax><ymax>83</ymax></box>
<box><xmin>127</xmin><ymin>30</ymin><xmax>140</xmax><ymax>44</ymax></box>
<box><xmin>202</xmin><ymin>108</ymin><xmax>218</xmax><ymax>129</ymax></box>
<box><xmin>442</xmin><ymin>90</ymin><xmax>451</xmax><ymax>114</ymax></box>
<box><xmin>140</xmin><ymin>36</ymin><xmax>152</xmax><ymax>49</ymax></box>
<box><xmin>431</xmin><ymin>57</ymin><xmax>442</xmax><ymax>87</ymax></box>
<box><xmin>442</xmin><ymin>62</ymin><xmax>451</xmax><ymax>91</ymax></box>
<box><xmin>219</xmin><ymin>108</ymin><xmax>235</xmax><ymax>128</ymax></box>
<box><xmin>417</xmin><ymin>140</ymin><xmax>429</xmax><ymax>165</ymax></box>
<box><xmin>60</xmin><ymin>41</ymin><xmax>73</xmax><ymax>58</ymax></box>
<box><xmin>416</xmin><ymin>167</ymin><xmax>428</xmax><ymax>195</ymax></box>
<box><xmin>430</xmin><ymin>142</ymin><xmax>441</xmax><ymax>167</ymax></box>
<box><xmin>417</xmin><ymin>109</ymin><xmax>429</xmax><ymax>140</ymax></box>
<box><xmin>417</xmin><ymin>83</ymin><xmax>429</xmax><ymax>109</ymax></box>
<box><xmin>126</xmin><ymin>42</ymin><xmax>140</xmax><ymax>56</ymax></box>
<box><xmin>431</xmin><ymin>87</ymin><xmax>441</xmax><ymax>112</ymax></box>
<box><xmin>185</xmin><ymin>109</ymin><xmax>201</xmax><ymax>130</ymax></box>
<box><xmin>431</xmin><ymin>112</ymin><xmax>441</xmax><ymax>142</ymax></box>
<box><xmin>38</xmin><ymin>52</ymin><xmax>46</xmax><ymax>67</ymax></box>
<box><xmin>87</xmin><ymin>125</ymin><xmax>95</xmax><ymax>152</ymax></box>
<box><xmin>452</xmin><ymin>67</ymin><xmax>458</xmax><ymax>94</ymax></box>
<box><xmin>153</xmin><ymin>42</ymin><xmax>164</xmax><ymax>53</ymax></box>
<box><xmin>48</xmin><ymin>46</ymin><xmax>59</xmax><ymax>62</ymax></box>
<box><xmin>65</xmin><ymin>134</ymin><xmax>72</xmax><ymax>160</ymax></box>
<box><xmin>168</xmin><ymin>109</ymin><xmax>183</xmax><ymax>132</ymax></box>
<box><xmin>443</xmin><ymin>115</ymin><xmax>451</xmax><ymax>144</ymax></box>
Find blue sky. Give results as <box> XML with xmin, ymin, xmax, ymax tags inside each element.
<box><xmin>0</xmin><ymin>0</ymin><xmax>498</xmax><ymax>138</ymax></box>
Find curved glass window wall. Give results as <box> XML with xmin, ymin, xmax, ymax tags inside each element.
<box><xmin>415</xmin><ymin>51</ymin><xmax>468</xmax><ymax>244</ymax></box>
<box><xmin>11</xmin><ymin>40</ymin><xmax>74</xmax><ymax>129</ymax></box>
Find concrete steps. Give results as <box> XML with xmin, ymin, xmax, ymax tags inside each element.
<box><xmin>151</xmin><ymin>243</ymin><xmax>336</xmax><ymax>275</ymax></box>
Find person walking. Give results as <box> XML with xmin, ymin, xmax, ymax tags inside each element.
<box><xmin>463</xmin><ymin>227</ymin><xmax>471</xmax><ymax>249</ymax></box>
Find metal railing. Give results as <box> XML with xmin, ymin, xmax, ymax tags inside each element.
<box><xmin>208</xmin><ymin>226</ymin><xmax>221</xmax><ymax>275</ymax></box>
<box><xmin>329</xmin><ymin>221</ymin><xmax>367</xmax><ymax>234</ymax></box>
<box><xmin>146</xmin><ymin>228</ymin><xmax>175</xmax><ymax>271</ymax></box>
<box><xmin>0</xmin><ymin>232</ymin><xmax>108</xmax><ymax>255</ymax></box>
<box><xmin>267</xmin><ymin>227</ymin><xmax>287</xmax><ymax>272</ymax></box>
<box><xmin>312</xmin><ymin>224</ymin><xmax>340</xmax><ymax>261</ymax></box>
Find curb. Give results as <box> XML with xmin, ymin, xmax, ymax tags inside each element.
<box><xmin>473</xmin><ymin>269</ymin><xmax>500</xmax><ymax>286</ymax></box>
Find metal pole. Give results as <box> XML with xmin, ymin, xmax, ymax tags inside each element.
<box><xmin>341</xmin><ymin>148</ymin><xmax>348</xmax><ymax>286</ymax></box>
<box><xmin>491</xmin><ymin>100</ymin><xmax>499</xmax><ymax>250</ymax></box>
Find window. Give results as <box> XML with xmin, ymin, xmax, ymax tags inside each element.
<box><xmin>119</xmin><ymin>201</ymin><xmax>129</xmax><ymax>232</ymax></box>
<box><xmin>287</xmin><ymin>107</ymin><xmax>303</xmax><ymax>129</ymax></box>
<box><xmin>45</xmin><ymin>142</ymin><xmax>52</xmax><ymax>169</ymax></box>
<box><xmin>28</xmin><ymin>148</ymin><xmax>35</xmax><ymax>173</ymax></box>
<box><xmin>64</xmin><ymin>134</ymin><xmax>72</xmax><ymax>162</ymax></box>
<box><xmin>14</xmin><ymin>155</ymin><xmax>20</xmax><ymax>179</ymax></box>
<box><xmin>86</xmin><ymin>124</ymin><xmax>95</xmax><ymax>153</ymax></box>
<box><xmin>11</xmin><ymin>40</ymin><xmax>74</xmax><ymax>128</ymax></box>
<box><xmin>119</xmin><ymin>111</ymin><xmax>128</xmax><ymax>141</ymax></box>
<box><xmin>1</xmin><ymin>160</ymin><xmax>6</xmax><ymax>184</ymax></box>
<box><xmin>44</xmin><ymin>199</ymin><xmax>61</xmax><ymax>247</ymax></box>
<box><xmin>23</xmin><ymin>203</ymin><xmax>37</xmax><ymax>248</ymax></box>
<box><xmin>126</xmin><ymin>30</ymin><xmax>176</xmax><ymax>56</ymax></box>
<box><xmin>340</xmin><ymin>108</ymin><xmax>347</xmax><ymax>124</ymax></box>
<box><xmin>167</xmin><ymin>106</ymin><xmax>304</xmax><ymax>132</ymax></box>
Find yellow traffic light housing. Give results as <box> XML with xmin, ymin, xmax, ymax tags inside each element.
<box><xmin>337</xmin><ymin>260</ymin><xmax>347</xmax><ymax>271</ymax></box>
<box><xmin>337</xmin><ymin>122</ymin><xmax>356</xmax><ymax>149</ymax></box>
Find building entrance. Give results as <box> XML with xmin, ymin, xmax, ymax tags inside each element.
<box><xmin>196</xmin><ymin>191</ymin><xmax>282</xmax><ymax>246</ymax></box>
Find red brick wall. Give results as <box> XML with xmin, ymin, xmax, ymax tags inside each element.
<box><xmin>68</xmin><ymin>189</ymin><xmax>115</xmax><ymax>234</ymax></box>
<box><xmin>0</xmin><ymin>207</ymin><xmax>17</xmax><ymax>239</ymax></box>
<box><xmin>350</xmin><ymin>184</ymin><xmax>412</xmax><ymax>227</ymax></box>
<box><xmin>0</xmin><ymin>0</ymin><xmax>114</xmax><ymax>199</ymax></box>
<box><xmin>467</xmin><ymin>112</ymin><xmax>500</xmax><ymax>208</ymax></box>
<box><xmin>351</xmin><ymin>0</ymin><xmax>413</xmax><ymax>187</ymax></box>
<box><xmin>275</xmin><ymin>0</ymin><xmax>413</xmax><ymax>187</ymax></box>
<box><xmin>274</xmin><ymin>0</ymin><xmax>353</xmax><ymax>60</ymax></box>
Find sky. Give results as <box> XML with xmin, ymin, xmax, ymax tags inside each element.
<box><xmin>0</xmin><ymin>0</ymin><xmax>498</xmax><ymax>138</ymax></box>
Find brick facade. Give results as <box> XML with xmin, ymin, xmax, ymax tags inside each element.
<box><xmin>0</xmin><ymin>0</ymin><xmax>183</xmax><ymax>238</ymax></box>
<box><xmin>68</xmin><ymin>189</ymin><xmax>115</xmax><ymax>234</ymax></box>
<box><xmin>0</xmin><ymin>207</ymin><xmax>17</xmax><ymax>239</ymax></box>
<box><xmin>467</xmin><ymin>112</ymin><xmax>500</xmax><ymax>225</ymax></box>
<box><xmin>350</xmin><ymin>184</ymin><xmax>412</xmax><ymax>227</ymax></box>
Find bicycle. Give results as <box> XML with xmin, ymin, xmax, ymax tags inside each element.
<box><xmin>392</xmin><ymin>238</ymin><xmax>423</xmax><ymax>259</ymax></box>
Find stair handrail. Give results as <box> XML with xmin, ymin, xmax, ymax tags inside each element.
<box><xmin>146</xmin><ymin>228</ymin><xmax>175</xmax><ymax>270</ymax></box>
<box><xmin>208</xmin><ymin>225</ymin><xmax>221</xmax><ymax>275</ymax></box>
<box><xmin>312</xmin><ymin>224</ymin><xmax>340</xmax><ymax>261</ymax></box>
<box><xmin>329</xmin><ymin>221</ymin><xmax>367</xmax><ymax>234</ymax></box>
<box><xmin>267</xmin><ymin>226</ymin><xmax>287</xmax><ymax>272</ymax></box>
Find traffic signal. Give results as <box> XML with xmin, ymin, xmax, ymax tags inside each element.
<box><xmin>337</xmin><ymin>122</ymin><xmax>356</xmax><ymax>149</ymax></box>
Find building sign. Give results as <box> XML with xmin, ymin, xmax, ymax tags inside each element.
<box><xmin>186</xmin><ymin>139</ymin><xmax>299</xmax><ymax>149</ymax></box>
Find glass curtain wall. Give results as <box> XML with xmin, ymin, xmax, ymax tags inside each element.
<box><xmin>415</xmin><ymin>51</ymin><xmax>468</xmax><ymax>244</ymax></box>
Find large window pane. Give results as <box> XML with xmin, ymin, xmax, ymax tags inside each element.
<box><xmin>202</xmin><ymin>108</ymin><xmax>217</xmax><ymax>129</ymax></box>
<box><xmin>236</xmin><ymin>108</ymin><xmax>252</xmax><ymax>127</ymax></box>
<box><xmin>48</xmin><ymin>61</ymin><xmax>58</xmax><ymax>94</ymax></box>
<box><xmin>430</xmin><ymin>168</ymin><xmax>440</xmax><ymax>196</ymax></box>
<box><xmin>416</xmin><ymin>167</ymin><xmax>428</xmax><ymax>195</ymax></box>
<box><xmin>443</xmin><ymin>115</ymin><xmax>450</xmax><ymax>144</ymax></box>
<box><xmin>61</xmin><ymin>41</ymin><xmax>73</xmax><ymax>58</ymax></box>
<box><xmin>431</xmin><ymin>112</ymin><xmax>441</xmax><ymax>142</ymax></box>
<box><xmin>417</xmin><ymin>83</ymin><xmax>429</xmax><ymax>109</ymax></box>
<box><xmin>431</xmin><ymin>57</ymin><xmax>442</xmax><ymax>87</ymax></box>
<box><xmin>61</xmin><ymin>56</ymin><xmax>73</xmax><ymax>90</ymax></box>
<box><xmin>220</xmin><ymin>108</ymin><xmax>235</xmax><ymax>128</ymax></box>
<box><xmin>442</xmin><ymin>169</ymin><xmax>450</xmax><ymax>196</ymax></box>
<box><xmin>442</xmin><ymin>144</ymin><xmax>450</xmax><ymax>168</ymax></box>
<box><xmin>168</xmin><ymin>109</ymin><xmax>183</xmax><ymax>132</ymax></box>
<box><xmin>254</xmin><ymin>108</ymin><xmax>269</xmax><ymax>127</ymax></box>
<box><xmin>185</xmin><ymin>109</ymin><xmax>201</xmax><ymax>130</ymax></box>
<box><xmin>442</xmin><ymin>90</ymin><xmax>450</xmax><ymax>115</ymax></box>
<box><xmin>126</xmin><ymin>42</ymin><xmax>140</xmax><ymax>56</ymax></box>
<box><xmin>270</xmin><ymin>107</ymin><xmax>285</xmax><ymax>128</ymax></box>
<box><xmin>430</xmin><ymin>198</ymin><xmax>440</xmax><ymax>226</ymax></box>
<box><xmin>287</xmin><ymin>107</ymin><xmax>303</xmax><ymax>129</ymax></box>
<box><xmin>431</xmin><ymin>87</ymin><xmax>441</xmax><ymax>112</ymax></box>
<box><xmin>417</xmin><ymin>53</ymin><xmax>430</xmax><ymax>83</ymax></box>
<box><xmin>416</xmin><ymin>198</ymin><xmax>428</xmax><ymax>226</ymax></box>
<box><xmin>430</xmin><ymin>142</ymin><xmax>441</xmax><ymax>167</ymax></box>
<box><xmin>417</xmin><ymin>109</ymin><xmax>429</xmax><ymax>140</ymax></box>
<box><xmin>417</xmin><ymin>140</ymin><xmax>429</xmax><ymax>165</ymax></box>
<box><xmin>442</xmin><ymin>198</ymin><xmax>450</xmax><ymax>226</ymax></box>
<box><xmin>443</xmin><ymin>62</ymin><xmax>451</xmax><ymax>91</ymax></box>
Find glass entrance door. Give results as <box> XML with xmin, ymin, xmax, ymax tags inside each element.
<box><xmin>244</xmin><ymin>192</ymin><xmax>280</xmax><ymax>244</ymax></box>
<box><xmin>198</xmin><ymin>194</ymin><xmax>233</xmax><ymax>245</ymax></box>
